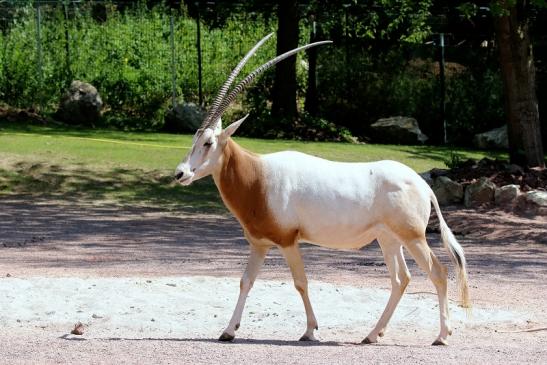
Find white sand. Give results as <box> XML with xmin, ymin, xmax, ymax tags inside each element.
<box><xmin>0</xmin><ymin>276</ymin><xmax>526</xmax><ymax>341</ymax></box>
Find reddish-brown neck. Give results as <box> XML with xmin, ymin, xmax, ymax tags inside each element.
<box><xmin>212</xmin><ymin>139</ymin><xmax>295</xmax><ymax>246</ymax></box>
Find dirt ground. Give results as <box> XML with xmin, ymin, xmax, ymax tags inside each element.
<box><xmin>1</xmin><ymin>195</ymin><xmax>546</xmax><ymax>364</ymax></box>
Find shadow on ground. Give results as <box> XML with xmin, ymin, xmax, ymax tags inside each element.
<box><xmin>0</xmin><ymin>196</ymin><xmax>546</xmax><ymax>283</ymax></box>
<box><xmin>0</xmin><ymin>160</ymin><xmax>224</xmax><ymax>212</ymax></box>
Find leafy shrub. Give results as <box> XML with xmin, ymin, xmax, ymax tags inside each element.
<box><xmin>0</xmin><ymin>2</ymin><xmax>504</xmax><ymax>144</ymax></box>
<box><xmin>0</xmin><ymin>3</ymin><xmax>276</xmax><ymax>129</ymax></box>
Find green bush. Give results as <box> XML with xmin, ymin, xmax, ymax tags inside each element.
<box><xmin>445</xmin><ymin>68</ymin><xmax>504</xmax><ymax>144</ymax></box>
<box><xmin>0</xmin><ymin>2</ymin><xmax>504</xmax><ymax>144</ymax></box>
<box><xmin>0</xmin><ymin>3</ymin><xmax>276</xmax><ymax>129</ymax></box>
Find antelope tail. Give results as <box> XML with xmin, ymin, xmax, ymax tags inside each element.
<box><xmin>431</xmin><ymin>192</ymin><xmax>472</xmax><ymax>311</ymax></box>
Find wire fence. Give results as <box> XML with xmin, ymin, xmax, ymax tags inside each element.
<box><xmin>0</xmin><ymin>1</ymin><xmax>282</xmax><ymax>121</ymax></box>
<box><xmin>0</xmin><ymin>1</ymin><xmax>511</xmax><ymax>144</ymax></box>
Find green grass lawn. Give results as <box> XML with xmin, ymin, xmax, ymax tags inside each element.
<box><xmin>0</xmin><ymin>122</ymin><xmax>505</xmax><ymax>212</ymax></box>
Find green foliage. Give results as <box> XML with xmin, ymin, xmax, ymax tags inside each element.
<box><xmin>0</xmin><ymin>3</ymin><xmax>276</xmax><ymax>129</ymax></box>
<box><xmin>0</xmin><ymin>1</ymin><xmax>507</xmax><ymax>145</ymax></box>
<box><xmin>444</xmin><ymin>67</ymin><xmax>504</xmax><ymax>144</ymax></box>
<box><xmin>443</xmin><ymin>151</ymin><xmax>467</xmax><ymax>169</ymax></box>
<box><xmin>0</xmin><ymin>7</ymin><xmax>41</xmax><ymax>107</ymax></box>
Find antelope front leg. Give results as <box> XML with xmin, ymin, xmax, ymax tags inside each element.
<box><xmin>219</xmin><ymin>243</ymin><xmax>270</xmax><ymax>341</ymax></box>
<box><xmin>279</xmin><ymin>244</ymin><xmax>319</xmax><ymax>341</ymax></box>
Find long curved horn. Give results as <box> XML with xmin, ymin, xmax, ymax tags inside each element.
<box><xmin>201</xmin><ymin>33</ymin><xmax>274</xmax><ymax>128</ymax></box>
<box><xmin>207</xmin><ymin>40</ymin><xmax>332</xmax><ymax>128</ymax></box>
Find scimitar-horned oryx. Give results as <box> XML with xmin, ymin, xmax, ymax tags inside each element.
<box><xmin>174</xmin><ymin>33</ymin><xmax>471</xmax><ymax>346</ymax></box>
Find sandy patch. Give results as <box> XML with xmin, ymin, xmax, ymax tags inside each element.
<box><xmin>1</xmin><ymin>276</ymin><xmax>528</xmax><ymax>342</ymax></box>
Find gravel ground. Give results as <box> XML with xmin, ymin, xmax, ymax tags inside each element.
<box><xmin>0</xmin><ymin>196</ymin><xmax>546</xmax><ymax>364</ymax></box>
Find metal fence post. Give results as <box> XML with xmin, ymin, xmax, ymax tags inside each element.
<box><xmin>63</xmin><ymin>0</ymin><xmax>72</xmax><ymax>85</ymax></box>
<box><xmin>170</xmin><ymin>13</ymin><xmax>177</xmax><ymax>109</ymax></box>
<box><xmin>305</xmin><ymin>16</ymin><xmax>318</xmax><ymax>115</ymax></box>
<box><xmin>343</xmin><ymin>3</ymin><xmax>350</xmax><ymax>101</ymax></box>
<box><xmin>35</xmin><ymin>4</ymin><xmax>44</xmax><ymax>111</ymax></box>
<box><xmin>195</xmin><ymin>2</ymin><xmax>203</xmax><ymax>106</ymax></box>
<box><xmin>439</xmin><ymin>33</ymin><xmax>446</xmax><ymax>144</ymax></box>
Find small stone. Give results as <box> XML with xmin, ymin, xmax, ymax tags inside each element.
<box><xmin>419</xmin><ymin>171</ymin><xmax>433</xmax><ymax>186</ymax></box>
<box><xmin>71</xmin><ymin>322</ymin><xmax>85</xmax><ymax>335</ymax></box>
<box><xmin>518</xmin><ymin>190</ymin><xmax>547</xmax><ymax>215</ymax></box>
<box><xmin>524</xmin><ymin>190</ymin><xmax>547</xmax><ymax>207</ymax></box>
<box><xmin>433</xmin><ymin>176</ymin><xmax>464</xmax><ymax>205</ymax></box>
<box><xmin>430</xmin><ymin>168</ymin><xmax>449</xmax><ymax>178</ymax></box>
<box><xmin>91</xmin><ymin>314</ymin><xmax>103</xmax><ymax>319</ymax></box>
<box><xmin>495</xmin><ymin>184</ymin><xmax>520</xmax><ymax>206</ymax></box>
<box><xmin>464</xmin><ymin>177</ymin><xmax>496</xmax><ymax>207</ymax></box>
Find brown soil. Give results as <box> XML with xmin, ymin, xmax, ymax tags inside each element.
<box><xmin>0</xmin><ymin>195</ymin><xmax>546</xmax><ymax>364</ymax></box>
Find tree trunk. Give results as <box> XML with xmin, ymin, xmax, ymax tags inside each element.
<box><xmin>272</xmin><ymin>0</ymin><xmax>299</xmax><ymax>120</ymax></box>
<box><xmin>495</xmin><ymin>1</ymin><xmax>544</xmax><ymax>167</ymax></box>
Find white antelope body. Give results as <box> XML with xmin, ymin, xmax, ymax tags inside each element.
<box><xmin>175</xmin><ymin>34</ymin><xmax>470</xmax><ymax>346</ymax></box>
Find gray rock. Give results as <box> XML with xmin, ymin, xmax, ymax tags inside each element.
<box><xmin>57</xmin><ymin>81</ymin><xmax>103</xmax><ymax>125</ymax></box>
<box><xmin>370</xmin><ymin>116</ymin><xmax>428</xmax><ymax>145</ymax></box>
<box><xmin>432</xmin><ymin>176</ymin><xmax>464</xmax><ymax>205</ymax></box>
<box><xmin>524</xmin><ymin>190</ymin><xmax>547</xmax><ymax>206</ymax></box>
<box><xmin>419</xmin><ymin>171</ymin><xmax>433</xmax><ymax>186</ymax></box>
<box><xmin>524</xmin><ymin>190</ymin><xmax>547</xmax><ymax>215</ymax></box>
<box><xmin>494</xmin><ymin>184</ymin><xmax>520</xmax><ymax>206</ymax></box>
<box><xmin>473</xmin><ymin>125</ymin><xmax>508</xmax><ymax>149</ymax></box>
<box><xmin>518</xmin><ymin>190</ymin><xmax>547</xmax><ymax>216</ymax></box>
<box><xmin>164</xmin><ymin>102</ymin><xmax>205</xmax><ymax>133</ymax></box>
<box><xmin>464</xmin><ymin>177</ymin><xmax>496</xmax><ymax>207</ymax></box>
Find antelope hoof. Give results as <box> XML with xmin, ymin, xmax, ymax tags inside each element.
<box><xmin>361</xmin><ymin>337</ymin><xmax>376</xmax><ymax>345</ymax></box>
<box><xmin>299</xmin><ymin>335</ymin><xmax>317</xmax><ymax>342</ymax></box>
<box><xmin>219</xmin><ymin>332</ymin><xmax>235</xmax><ymax>342</ymax></box>
<box><xmin>432</xmin><ymin>338</ymin><xmax>448</xmax><ymax>346</ymax></box>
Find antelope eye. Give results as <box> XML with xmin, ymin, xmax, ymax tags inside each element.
<box><xmin>204</xmin><ymin>141</ymin><xmax>213</xmax><ymax>147</ymax></box>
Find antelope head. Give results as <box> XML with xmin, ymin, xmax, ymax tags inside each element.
<box><xmin>174</xmin><ymin>33</ymin><xmax>331</xmax><ymax>186</ymax></box>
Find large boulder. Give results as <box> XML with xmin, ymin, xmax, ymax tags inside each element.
<box><xmin>370</xmin><ymin>116</ymin><xmax>428</xmax><ymax>145</ymax></box>
<box><xmin>432</xmin><ymin>176</ymin><xmax>464</xmax><ymax>205</ymax></box>
<box><xmin>473</xmin><ymin>125</ymin><xmax>508</xmax><ymax>149</ymax></box>
<box><xmin>164</xmin><ymin>102</ymin><xmax>204</xmax><ymax>133</ymax></box>
<box><xmin>464</xmin><ymin>177</ymin><xmax>496</xmax><ymax>207</ymax></box>
<box><xmin>56</xmin><ymin>80</ymin><xmax>102</xmax><ymax>125</ymax></box>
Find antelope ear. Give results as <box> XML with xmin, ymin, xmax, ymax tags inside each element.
<box><xmin>222</xmin><ymin>114</ymin><xmax>249</xmax><ymax>139</ymax></box>
<box><xmin>213</xmin><ymin>118</ymin><xmax>223</xmax><ymax>135</ymax></box>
